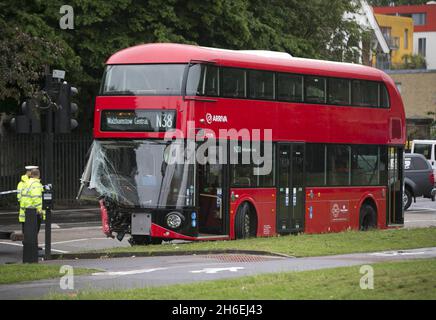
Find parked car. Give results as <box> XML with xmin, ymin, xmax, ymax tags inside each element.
<box><xmin>404</xmin><ymin>153</ymin><xmax>436</xmax><ymax>210</ymax></box>
<box><xmin>411</xmin><ymin>140</ymin><xmax>436</xmax><ymax>174</ymax></box>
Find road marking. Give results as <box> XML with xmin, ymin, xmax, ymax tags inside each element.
<box><xmin>0</xmin><ymin>241</ymin><xmax>69</xmax><ymax>253</ymax></box>
<box><xmin>369</xmin><ymin>251</ymin><xmax>426</xmax><ymax>257</ymax></box>
<box><xmin>190</xmin><ymin>267</ymin><xmax>245</xmax><ymax>274</ymax></box>
<box><xmin>0</xmin><ymin>208</ymin><xmax>99</xmax><ymax>215</ymax></box>
<box><xmin>51</xmin><ymin>226</ymin><xmax>102</xmax><ymax>231</ymax></box>
<box><xmin>92</xmin><ymin>267</ymin><xmax>168</xmax><ymax>276</ymax></box>
<box><xmin>51</xmin><ymin>237</ymin><xmax>109</xmax><ymax>245</ymax></box>
<box><xmin>0</xmin><ymin>241</ymin><xmax>23</xmax><ymax>247</ymax></box>
<box><xmin>405</xmin><ymin>219</ymin><xmax>436</xmax><ymax>223</ymax></box>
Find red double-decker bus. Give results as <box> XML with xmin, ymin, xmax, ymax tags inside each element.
<box><xmin>79</xmin><ymin>43</ymin><xmax>406</xmax><ymax>245</ymax></box>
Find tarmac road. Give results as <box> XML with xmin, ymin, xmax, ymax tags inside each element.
<box><xmin>0</xmin><ymin>247</ymin><xmax>435</xmax><ymax>299</ymax></box>
<box><xmin>0</xmin><ymin>198</ymin><xmax>436</xmax><ymax>299</ymax></box>
<box><xmin>1</xmin><ymin>198</ymin><xmax>436</xmax><ymax>264</ymax></box>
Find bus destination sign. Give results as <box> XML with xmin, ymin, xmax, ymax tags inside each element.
<box><xmin>101</xmin><ymin>110</ymin><xmax>176</xmax><ymax>132</ymax></box>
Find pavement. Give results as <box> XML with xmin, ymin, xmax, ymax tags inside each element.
<box><xmin>0</xmin><ymin>247</ymin><xmax>435</xmax><ymax>299</ymax></box>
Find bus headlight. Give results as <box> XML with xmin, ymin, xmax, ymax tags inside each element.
<box><xmin>166</xmin><ymin>212</ymin><xmax>183</xmax><ymax>229</ymax></box>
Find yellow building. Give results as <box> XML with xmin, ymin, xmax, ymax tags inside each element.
<box><xmin>374</xmin><ymin>14</ymin><xmax>414</xmax><ymax>67</ymax></box>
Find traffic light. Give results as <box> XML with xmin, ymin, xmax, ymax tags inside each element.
<box><xmin>8</xmin><ymin>99</ymin><xmax>41</xmax><ymax>133</ymax></box>
<box><xmin>55</xmin><ymin>82</ymin><xmax>79</xmax><ymax>133</ymax></box>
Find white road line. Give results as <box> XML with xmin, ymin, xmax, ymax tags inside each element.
<box><xmin>0</xmin><ymin>208</ymin><xmax>99</xmax><ymax>215</ymax></box>
<box><xmin>51</xmin><ymin>237</ymin><xmax>109</xmax><ymax>245</ymax></box>
<box><xmin>0</xmin><ymin>241</ymin><xmax>69</xmax><ymax>253</ymax></box>
<box><xmin>50</xmin><ymin>226</ymin><xmax>101</xmax><ymax>231</ymax></box>
<box><xmin>407</xmin><ymin>207</ymin><xmax>435</xmax><ymax>212</ymax></box>
<box><xmin>405</xmin><ymin>219</ymin><xmax>436</xmax><ymax>223</ymax></box>
<box><xmin>370</xmin><ymin>251</ymin><xmax>426</xmax><ymax>257</ymax></box>
<box><xmin>191</xmin><ymin>267</ymin><xmax>245</xmax><ymax>274</ymax></box>
<box><xmin>0</xmin><ymin>241</ymin><xmax>23</xmax><ymax>247</ymax></box>
<box><xmin>93</xmin><ymin>267</ymin><xmax>168</xmax><ymax>276</ymax></box>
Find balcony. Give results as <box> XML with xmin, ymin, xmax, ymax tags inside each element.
<box><xmin>385</xmin><ymin>36</ymin><xmax>400</xmax><ymax>50</ymax></box>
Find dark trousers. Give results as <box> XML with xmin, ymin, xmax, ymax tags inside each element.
<box><xmin>21</xmin><ymin>214</ymin><xmax>42</xmax><ymax>234</ymax></box>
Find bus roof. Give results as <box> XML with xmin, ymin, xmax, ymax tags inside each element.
<box><xmin>106</xmin><ymin>43</ymin><xmax>388</xmax><ymax>82</ymax></box>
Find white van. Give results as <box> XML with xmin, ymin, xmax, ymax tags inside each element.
<box><xmin>411</xmin><ymin>140</ymin><xmax>436</xmax><ymax>172</ymax></box>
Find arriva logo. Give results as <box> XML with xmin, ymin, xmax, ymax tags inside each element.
<box><xmin>205</xmin><ymin>113</ymin><xmax>228</xmax><ymax>124</ymax></box>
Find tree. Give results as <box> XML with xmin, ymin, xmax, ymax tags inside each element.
<box><xmin>0</xmin><ymin>1</ymin><xmax>81</xmax><ymax>114</ymax></box>
<box><xmin>0</xmin><ymin>0</ymin><xmax>364</xmax><ymax>130</ymax></box>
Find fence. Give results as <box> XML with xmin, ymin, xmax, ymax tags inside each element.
<box><xmin>0</xmin><ymin>134</ymin><xmax>93</xmax><ymax>209</ymax></box>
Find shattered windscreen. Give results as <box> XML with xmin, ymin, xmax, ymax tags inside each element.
<box><xmin>89</xmin><ymin>140</ymin><xmax>195</xmax><ymax>208</ymax></box>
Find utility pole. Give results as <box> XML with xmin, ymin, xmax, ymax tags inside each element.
<box><xmin>44</xmin><ymin>66</ymin><xmax>54</xmax><ymax>259</ymax></box>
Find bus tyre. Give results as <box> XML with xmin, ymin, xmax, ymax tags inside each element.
<box><xmin>359</xmin><ymin>204</ymin><xmax>377</xmax><ymax>231</ymax></box>
<box><xmin>235</xmin><ymin>202</ymin><xmax>256</xmax><ymax>239</ymax></box>
<box><xmin>129</xmin><ymin>235</ymin><xmax>163</xmax><ymax>246</ymax></box>
<box><xmin>403</xmin><ymin>189</ymin><xmax>412</xmax><ymax>211</ymax></box>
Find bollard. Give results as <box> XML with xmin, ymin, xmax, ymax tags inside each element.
<box><xmin>23</xmin><ymin>208</ymin><xmax>38</xmax><ymax>263</ymax></box>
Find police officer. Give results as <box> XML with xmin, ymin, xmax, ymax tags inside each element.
<box><xmin>20</xmin><ymin>168</ymin><xmax>45</xmax><ymax>241</ymax></box>
<box><xmin>17</xmin><ymin>165</ymin><xmax>38</xmax><ymax>224</ymax></box>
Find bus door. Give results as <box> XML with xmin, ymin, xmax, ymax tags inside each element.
<box><xmin>197</xmin><ymin>144</ymin><xmax>229</xmax><ymax>236</ymax></box>
<box><xmin>276</xmin><ymin>143</ymin><xmax>305</xmax><ymax>233</ymax></box>
<box><xmin>387</xmin><ymin>147</ymin><xmax>404</xmax><ymax>225</ymax></box>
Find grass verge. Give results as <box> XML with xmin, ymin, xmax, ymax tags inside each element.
<box><xmin>0</xmin><ymin>264</ymin><xmax>96</xmax><ymax>285</ymax></box>
<box><xmin>86</xmin><ymin>227</ymin><xmax>436</xmax><ymax>258</ymax></box>
<box><xmin>48</xmin><ymin>258</ymin><xmax>436</xmax><ymax>300</ymax></box>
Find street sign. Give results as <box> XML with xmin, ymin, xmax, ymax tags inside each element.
<box><xmin>52</xmin><ymin>69</ymin><xmax>66</xmax><ymax>79</ymax></box>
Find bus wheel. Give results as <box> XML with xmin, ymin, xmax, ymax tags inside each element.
<box><xmin>129</xmin><ymin>235</ymin><xmax>163</xmax><ymax>246</ymax></box>
<box><xmin>359</xmin><ymin>204</ymin><xmax>377</xmax><ymax>231</ymax></box>
<box><xmin>235</xmin><ymin>202</ymin><xmax>257</xmax><ymax>239</ymax></box>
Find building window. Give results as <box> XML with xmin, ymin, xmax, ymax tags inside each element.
<box><xmin>412</xmin><ymin>13</ymin><xmax>426</xmax><ymax>26</ymax></box>
<box><xmin>418</xmin><ymin>38</ymin><xmax>426</xmax><ymax>57</ymax></box>
<box><xmin>404</xmin><ymin>29</ymin><xmax>408</xmax><ymax>49</ymax></box>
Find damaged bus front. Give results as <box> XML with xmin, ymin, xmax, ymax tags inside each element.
<box><xmin>78</xmin><ymin>140</ymin><xmax>196</xmax><ymax>245</ymax></box>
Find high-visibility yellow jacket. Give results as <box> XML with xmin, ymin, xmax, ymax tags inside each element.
<box><xmin>19</xmin><ymin>178</ymin><xmax>45</xmax><ymax>222</ymax></box>
<box><xmin>17</xmin><ymin>175</ymin><xmax>29</xmax><ymax>202</ymax></box>
<box><xmin>17</xmin><ymin>175</ymin><xmax>29</xmax><ymax>220</ymax></box>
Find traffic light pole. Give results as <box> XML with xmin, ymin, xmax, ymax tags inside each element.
<box><xmin>44</xmin><ymin>72</ymin><xmax>53</xmax><ymax>260</ymax></box>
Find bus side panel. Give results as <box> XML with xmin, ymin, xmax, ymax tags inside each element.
<box><xmin>304</xmin><ymin>187</ymin><xmax>387</xmax><ymax>234</ymax></box>
<box><xmin>229</xmin><ymin>188</ymin><xmax>277</xmax><ymax>239</ymax></box>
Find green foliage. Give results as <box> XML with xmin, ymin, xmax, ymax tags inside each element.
<box><xmin>0</xmin><ymin>0</ymin><xmax>364</xmax><ymax>123</ymax></box>
<box><xmin>396</xmin><ymin>53</ymin><xmax>427</xmax><ymax>69</ymax></box>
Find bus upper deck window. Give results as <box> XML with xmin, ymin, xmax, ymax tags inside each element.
<box><xmin>186</xmin><ymin>64</ymin><xmax>219</xmax><ymax>97</ymax></box>
<box><xmin>304</xmin><ymin>76</ymin><xmax>326</xmax><ymax>104</ymax></box>
<box><xmin>380</xmin><ymin>84</ymin><xmax>390</xmax><ymax>108</ymax></box>
<box><xmin>248</xmin><ymin>70</ymin><xmax>274</xmax><ymax>100</ymax></box>
<box><xmin>352</xmin><ymin>80</ymin><xmax>378</xmax><ymax>107</ymax></box>
<box><xmin>277</xmin><ymin>73</ymin><xmax>303</xmax><ymax>102</ymax></box>
<box><xmin>221</xmin><ymin>68</ymin><xmax>246</xmax><ymax>98</ymax></box>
